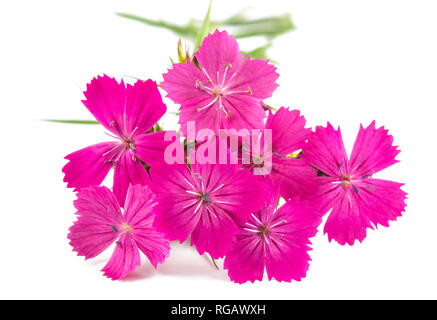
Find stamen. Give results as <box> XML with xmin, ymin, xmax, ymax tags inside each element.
<box><xmin>194</xmin><ymin>200</ymin><xmax>203</xmax><ymax>214</ymax></box>
<box><xmin>197</xmin><ymin>97</ymin><xmax>218</xmax><ymax>112</ymax></box>
<box><xmin>202</xmin><ymin>67</ymin><xmax>215</xmax><ymax>85</ymax></box>
<box><xmin>109</xmin><ymin>225</ymin><xmax>118</xmax><ymax>233</ymax></box>
<box><xmin>116</xmin><ymin>241</ymin><xmax>123</xmax><ymax>248</ymax></box>
<box><xmin>215</xmin><ymin>200</ymin><xmax>232</xmax><ymax>205</ymax></box>
<box><xmin>183</xmin><ymin>199</ymin><xmax>199</xmax><ymax>209</ymax></box>
<box><xmin>210</xmin><ymin>183</ymin><xmax>225</xmax><ymax>193</ymax></box>
<box><xmin>269</xmin><ymin>219</ymin><xmax>288</xmax><ymax>229</ymax></box>
<box><xmin>205</xmin><ymin>206</ymin><xmax>217</xmax><ymax>218</ymax></box>
<box><xmin>185</xmin><ymin>190</ymin><xmax>200</xmax><ymax>196</ymax></box>
<box><xmin>251</xmin><ymin>213</ymin><xmax>263</xmax><ymax>226</ymax></box>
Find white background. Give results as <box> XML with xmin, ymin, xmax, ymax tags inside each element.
<box><xmin>1</xmin><ymin>0</ymin><xmax>436</xmax><ymax>299</ymax></box>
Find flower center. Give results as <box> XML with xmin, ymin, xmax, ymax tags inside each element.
<box><xmin>201</xmin><ymin>193</ymin><xmax>211</xmax><ymax>203</ymax></box>
<box><xmin>120</xmin><ymin>222</ymin><xmax>133</xmax><ymax>233</ymax></box>
<box><xmin>340</xmin><ymin>174</ymin><xmax>351</xmax><ymax>187</ymax></box>
<box><xmin>257</xmin><ymin>224</ymin><xmax>270</xmax><ymax>237</ymax></box>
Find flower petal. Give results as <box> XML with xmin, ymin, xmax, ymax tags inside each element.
<box><xmin>68</xmin><ymin>186</ymin><xmax>122</xmax><ymax>259</ymax></box>
<box><xmin>271</xmin><ymin>156</ymin><xmax>319</xmax><ymax>200</ymax></box>
<box><xmin>302</xmin><ymin>123</ymin><xmax>349</xmax><ymax>177</ymax></box>
<box><xmin>226</xmin><ymin>57</ymin><xmax>279</xmax><ymax>100</ymax></box>
<box><xmin>324</xmin><ymin>178</ymin><xmax>406</xmax><ymax>245</ymax></box>
<box><xmin>150</xmin><ymin>164</ymin><xmax>202</xmax><ymax>242</ymax></box>
<box><xmin>135</xmin><ymin>131</ymin><xmax>179</xmax><ymax>167</ymax></box>
<box><xmin>113</xmin><ymin>151</ymin><xmax>151</xmax><ymax>207</ymax></box>
<box><xmin>195</xmin><ymin>30</ymin><xmax>243</xmax><ymax>81</ymax></box>
<box><xmin>122</xmin><ymin>185</ymin><xmax>170</xmax><ymax>268</ymax></box>
<box><xmin>349</xmin><ymin>121</ymin><xmax>400</xmax><ymax>176</ymax></box>
<box><xmin>191</xmin><ymin>205</ymin><xmax>240</xmax><ymax>259</ymax></box>
<box><xmin>221</xmin><ymin>94</ymin><xmax>266</xmax><ymax>133</ymax></box>
<box><xmin>63</xmin><ymin>142</ymin><xmax>117</xmax><ymax>191</ymax></box>
<box><xmin>101</xmin><ymin>233</ymin><xmax>141</xmax><ymax>280</ymax></box>
<box><xmin>266</xmin><ymin>108</ymin><xmax>310</xmax><ymax>156</ymax></box>
<box><xmin>82</xmin><ymin>75</ymin><xmax>127</xmax><ymax>135</ymax></box>
<box><xmin>125</xmin><ymin>79</ymin><xmax>167</xmax><ymax>134</ymax></box>
<box><xmin>223</xmin><ymin>234</ymin><xmax>265</xmax><ymax>284</ymax></box>
<box><xmin>265</xmin><ymin>199</ymin><xmax>321</xmax><ymax>282</ymax></box>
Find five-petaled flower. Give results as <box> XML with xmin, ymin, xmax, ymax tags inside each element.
<box><xmin>150</xmin><ymin>161</ymin><xmax>267</xmax><ymax>259</ymax></box>
<box><xmin>62</xmin><ymin>75</ymin><xmax>176</xmax><ymax>206</ymax></box>
<box><xmin>68</xmin><ymin>184</ymin><xmax>170</xmax><ymax>280</ymax></box>
<box><xmin>224</xmin><ymin>185</ymin><xmax>321</xmax><ymax>283</ymax></box>
<box><xmin>162</xmin><ymin>30</ymin><xmax>279</xmax><ymax>137</ymax></box>
<box><xmin>301</xmin><ymin>122</ymin><xmax>407</xmax><ymax>245</ymax></box>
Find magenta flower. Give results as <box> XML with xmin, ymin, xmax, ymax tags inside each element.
<box><xmin>62</xmin><ymin>75</ymin><xmax>175</xmax><ymax>206</ymax></box>
<box><xmin>150</xmin><ymin>162</ymin><xmax>267</xmax><ymax>259</ymax></box>
<box><xmin>224</xmin><ymin>186</ymin><xmax>321</xmax><ymax>283</ymax></box>
<box><xmin>240</xmin><ymin>107</ymin><xmax>314</xmax><ymax>198</ymax></box>
<box><xmin>68</xmin><ymin>184</ymin><xmax>170</xmax><ymax>280</ymax></box>
<box><xmin>302</xmin><ymin>122</ymin><xmax>407</xmax><ymax>245</ymax></box>
<box><xmin>162</xmin><ymin>30</ymin><xmax>279</xmax><ymax>136</ymax></box>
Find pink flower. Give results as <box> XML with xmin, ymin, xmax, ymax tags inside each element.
<box><xmin>150</xmin><ymin>162</ymin><xmax>267</xmax><ymax>259</ymax></box>
<box><xmin>162</xmin><ymin>30</ymin><xmax>279</xmax><ymax>136</ymax></box>
<box><xmin>240</xmin><ymin>107</ymin><xmax>314</xmax><ymax>198</ymax></box>
<box><xmin>224</xmin><ymin>186</ymin><xmax>321</xmax><ymax>283</ymax></box>
<box><xmin>68</xmin><ymin>184</ymin><xmax>170</xmax><ymax>280</ymax></box>
<box><xmin>62</xmin><ymin>75</ymin><xmax>175</xmax><ymax>206</ymax></box>
<box><xmin>302</xmin><ymin>122</ymin><xmax>407</xmax><ymax>245</ymax></box>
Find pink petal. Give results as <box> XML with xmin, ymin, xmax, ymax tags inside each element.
<box><xmin>68</xmin><ymin>186</ymin><xmax>122</xmax><ymax>259</ymax></box>
<box><xmin>224</xmin><ymin>235</ymin><xmax>265</xmax><ymax>284</ymax></box>
<box><xmin>265</xmin><ymin>199</ymin><xmax>321</xmax><ymax>282</ymax></box>
<box><xmin>221</xmin><ymin>94</ymin><xmax>266</xmax><ymax>133</ymax></box>
<box><xmin>113</xmin><ymin>151</ymin><xmax>151</xmax><ymax>207</ymax></box>
<box><xmin>161</xmin><ymin>61</ymin><xmax>207</xmax><ymax>105</ymax></box>
<box><xmin>125</xmin><ymin>79</ymin><xmax>167</xmax><ymax>134</ymax></box>
<box><xmin>226</xmin><ymin>57</ymin><xmax>279</xmax><ymax>100</ymax></box>
<box><xmin>266</xmin><ymin>108</ymin><xmax>310</xmax><ymax>155</ymax></box>
<box><xmin>191</xmin><ymin>163</ymin><xmax>267</xmax><ymax>225</ymax></box>
<box><xmin>63</xmin><ymin>142</ymin><xmax>117</xmax><ymax>191</ymax></box>
<box><xmin>191</xmin><ymin>205</ymin><xmax>240</xmax><ymax>259</ymax></box>
<box><xmin>82</xmin><ymin>75</ymin><xmax>127</xmax><ymax>135</ymax></box>
<box><xmin>101</xmin><ymin>233</ymin><xmax>141</xmax><ymax>280</ymax></box>
<box><xmin>324</xmin><ymin>179</ymin><xmax>407</xmax><ymax>245</ymax></box>
<box><xmin>349</xmin><ymin>121</ymin><xmax>400</xmax><ymax>176</ymax></box>
<box><xmin>178</xmin><ymin>102</ymin><xmax>223</xmax><ymax>137</ymax></box>
<box><xmin>302</xmin><ymin>123</ymin><xmax>349</xmax><ymax>177</ymax></box>
<box><xmin>135</xmin><ymin>131</ymin><xmax>178</xmax><ymax>167</ymax></box>
<box><xmin>271</xmin><ymin>156</ymin><xmax>319</xmax><ymax>200</ymax></box>
<box><xmin>150</xmin><ymin>164</ymin><xmax>203</xmax><ymax>242</ymax></box>
<box><xmin>123</xmin><ymin>185</ymin><xmax>170</xmax><ymax>268</ymax></box>
<box><xmin>195</xmin><ymin>30</ymin><xmax>243</xmax><ymax>81</ymax></box>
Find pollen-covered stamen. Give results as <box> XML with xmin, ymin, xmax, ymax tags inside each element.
<box><xmin>120</xmin><ymin>222</ymin><xmax>133</xmax><ymax>233</ymax></box>
<box><xmin>340</xmin><ymin>174</ymin><xmax>352</xmax><ymax>188</ymax></box>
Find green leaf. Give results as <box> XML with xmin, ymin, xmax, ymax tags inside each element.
<box><xmin>242</xmin><ymin>42</ymin><xmax>272</xmax><ymax>60</ymax></box>
<box><xmin>231</xmin><ymin>14</ymin><xmax>295</xmax><ymax>39</ymax></box>
<box><xmin>194</xmin><ymin>0</ymin><xmax>213</xmax><ymax>49</ymax></box>
<box><xmin>43</xmin><ymin>119</ymin><xmax>100</xmax><ymax>125</ymax></box>
<box><xmin>116</xmin><ymin>12</ymin><xmax>197</xmax><ymax>39</ymax></box>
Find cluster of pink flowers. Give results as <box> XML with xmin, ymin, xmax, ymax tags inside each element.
<box><xmin>63</xmin><ymin>30</ymin><xmax>407</xmax><ymax>283</ymax></box>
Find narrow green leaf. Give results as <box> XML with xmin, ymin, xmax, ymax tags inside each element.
<box><xmin>194</xmin><ymin>0</ymin><xmax>213</xmax><ymax>49</ymax></box>
<box><xmin>43</xmin><ymin>119</ymin><xmax>100</xmax><ymax>125</ymax></box>
<box><xmin>116</xmin><ymin>12</ymin><xmax>197</xmax><ymax>39</ymax></box>
<box><xmin>242</xmin><ymin>42</ymin><xmax>272</xmax><ymax>60</ymax></box>
<box><xmin>232</xmin><ymin>14</ymin><xmax>295</xmax><ymax>39</ymax></box>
